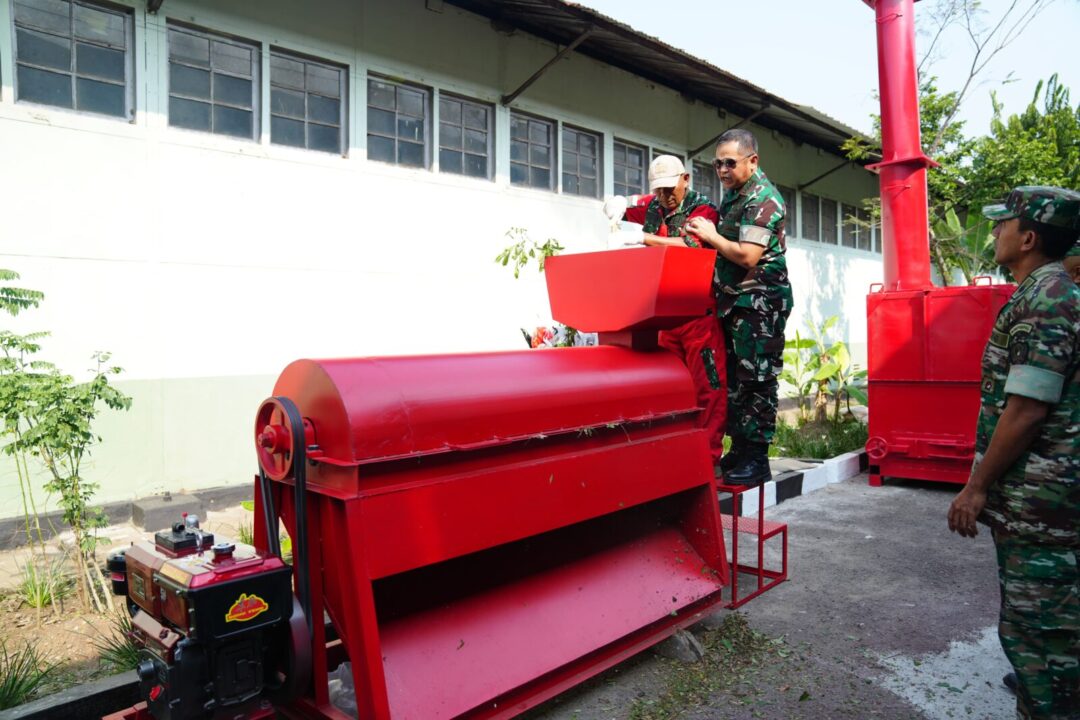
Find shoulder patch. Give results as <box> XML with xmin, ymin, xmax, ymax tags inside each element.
<box><xmin>1008</xmin><ymin>321</ymin><xmax>1033</xmax><ymax>365</ymax></box>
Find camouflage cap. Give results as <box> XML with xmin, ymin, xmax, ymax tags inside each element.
<box><xmin>1067</xmin><ymin>241</ymin><xmax>1080</xmax><ymax>258</ymax></box>
<box><xmin>982</xmin><ymin>186</ymin><xmax>1080</xmax><ymax>230</ymax></box>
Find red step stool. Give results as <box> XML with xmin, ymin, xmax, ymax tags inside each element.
<box><xmin>716</xmin><ymin>481</ymin><xmax>788</xmax><ymax>608</ymax></box>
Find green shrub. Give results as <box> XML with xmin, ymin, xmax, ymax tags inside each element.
<box><xmin>0</xmin><ymin>640</ymin><xmax>55</xmax><ymax>710</ymax></box>
<box><xmin>770</xmin><ymin>417</ymin><xmax>868</xmax><ymax>460</ymax></box>
<box><xmin>92</xmin><ymin>611</ymin><xmax>140</xmax><ymax>673</ymax></box>
<box><xmin>18</xmin><ymin>560</ymin><xmax>74</xmax><ymax>610</ymax></box>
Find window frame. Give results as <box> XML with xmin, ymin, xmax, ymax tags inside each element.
<box><xmin>366</xmin><ymin>74</ymin><xmax>432</xmax><ymax>169</ymax></box>
<box><xmin>509</xmin><ymin>110</ymin><xmax>556</xmax><ymax>192</ymax></box>
<box><xmin>800</xmin><ymin>191</ymin><xmax>821</xmax><ymax>243</ymax></box>
<box><xmin>11</xmin><ymin>0</ymin><xmax>135</xmax><ymax>120</ymax></box>
<box><xmin>820</xmin><ymin>196</ymin><xmax>839</xmax><ymax>245</ymax></box>
<box><xmin>560</xmin><ymin>123</ymin><xmax>601</xmax><ymax>198</ymax></box>
<box><xmin>613</xmin><ymin>138</ymin><xmax>648</xmax><ymax>197</ymax></box>
<box><xmin>692</xmin><ymin>160</ymin><xmax>721</xmax><ymax>206</ymax></box>
<box><xmin>166</xmin><ymin>22</ymin><xmax>261</xmax><ymax>141</ymax></box>
<box><xmin>437</xmin><ymin>91</ymin><xmax>494</xmax><ymax>181</ymax></box>
<box><xmin>777</xmin><ymin>184</ymin><xmax>798</xmax><ymax>239</ymax></box>
<box><xmin>269</xmin><ymin>47</ymin><xmax>348</xmax><ymax>155</ymax></box>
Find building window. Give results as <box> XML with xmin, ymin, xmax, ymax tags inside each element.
<box><xmin>367</xmin><ymin>77</ymin><xmax>429</xmax><ymax>168</ymax></box>
<box><xmin>777</xmin><ymin>184</ymin><xmax>797</xmax><ymax>238</ymax></box>
<box><xmin>801</xmin><ymin>192</ymin><xmax>821</xmax><ymax>242</ymax></box>
<box><xmin>439</xmin><ymin>94</ymin><xmax>492</xmax><ymax>179</ymax></box>
<box><xmin>859</xmin><ymin>207</ymin><xmax>878</xmax><ymax>252</ymax></box>
<box><xmin>693</xmin><ymin>161</ymin><xmax>721</xmax><ymax>206</ymax></box>
<box><xmin>168</xmin><ymin>25</ymin><xmax>259</xmax><ymax>139</ymax></box>
<box><xmin>12</xmin><ymin>0</ymin><xmax>133</xmax><ymax>118</ymax></box>
<box><xmin>269</xmin><ymin>51</ymin><xmax>346</xmax><ymax>154</ymax></box>
<box><xmin>842</xmin><ymin>203</ymin><xmax>859</xmax><ymax>248</ymax></box>
<box><xmin>821</xmin><ymin>197</ymin><xmax>838</xmax><ymax>245</ymax></box>
<box><xmin>561</xmin><ymin>126</ymin><xmax>600</xmax><ymax>198</ymax></box>
<box><xmin>510</xmin><ymin>112</ymin><xmax>554</xmax><ymax>191</ymax></box>
<box><xmin>614</xmin><ymin>140</ymin><xmax>647</xmax><ymax>196</ymax></box>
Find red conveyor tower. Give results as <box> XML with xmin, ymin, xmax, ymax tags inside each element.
<box><xmin>862</xmin><ymin>0</ymin><xmax>1014</xmax><ymax>485</ymax></box>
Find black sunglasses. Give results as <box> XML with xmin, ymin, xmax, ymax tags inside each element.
<box><xmin>712</xmin><ymin>154</ymin><xmax>754</xmax><ymax>171</ymax></box>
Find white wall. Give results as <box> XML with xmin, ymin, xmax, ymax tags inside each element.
<box><xmin>0</xmin><ymin>0</ymin><xmax>882</xmax><ymax>516</ymax></box>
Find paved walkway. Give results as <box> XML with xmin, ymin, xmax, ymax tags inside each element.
<box><xmin>533</xmin><ymin>474</ymin><xmax>1014</xmax><ymax>719</ymax></box>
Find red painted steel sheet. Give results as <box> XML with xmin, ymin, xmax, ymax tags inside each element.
<box><xmin>271</xmin><ymin>347</ymin><xmax>696</xmax><ymax>467</ymax></box>
<box><xmin>379</xmin><ymin>525</ymin><xmax>722</xmax><ymax>719</ymax></box>
<box><xmin>867</xmin><ymin>284</ymin><xmax>1014</xmax><ymax>483</ymax></box>
<box><xmin>358</xmin><ymin>430</ymin><xmax>714</xmax><ymax>578</ymax></box>
<box><xmin>545</xmin><ymin>246</ymin><xmax>716</xmax><ymax>333</ymax></box>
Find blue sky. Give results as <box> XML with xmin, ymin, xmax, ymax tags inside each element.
<box><xmin>574</xmin><ymin>0</ymin><xmax>1079</xmax><ymax>139</ymax></box>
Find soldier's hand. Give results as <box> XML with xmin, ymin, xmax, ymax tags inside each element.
<box><xmin>947</xmin><ymin>487</ymin><xmax>986</xmax><ymax>538</ymax></box>
<box><xmin>686</xmin><ymin>217</ymin><xmax>719</xmax><ymax>246</ymax></box>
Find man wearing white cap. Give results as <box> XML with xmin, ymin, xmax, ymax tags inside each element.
<box><xmin>601</xmin><ymin>155</ymin><xmax>729</xmax><ymax>467</ymax></box>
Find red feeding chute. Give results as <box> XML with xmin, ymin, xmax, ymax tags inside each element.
<box><xmin>252</xmin><ymin>247</ymin><xmax>729</xmax><ymax>720</ymax></box>
<box><xmin>861</xmin><ymin>0</ymin><xmax>1014</xmax><ymax>486</ymax></box>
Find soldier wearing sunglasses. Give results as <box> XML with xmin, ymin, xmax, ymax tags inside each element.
<box><xmin>686</xmin><ymin>129</ymin><xmax>793</xmax><ymax>485</ymax></box>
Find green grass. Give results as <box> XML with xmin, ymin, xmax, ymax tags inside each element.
<box><xmin>92</xmin><ymin>611</ymin><xmax>141</xmax><ymax>673</ymax></box>
<box><xmin>769</xmin><ymin>417</ymin><xmax>868</xmax><ymax>460</ymax></box>
<box><xmin>0</xmin><ymin>640</ymin><xmax>55</xmax><ymax>710</ymax></box>
<box><xmin>17</xmin><ymin>560</ymin><xmax>75</xmax><ymax>610</ymax></box>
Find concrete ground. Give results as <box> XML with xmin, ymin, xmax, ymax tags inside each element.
<box><xmin>532</xmin><ymin>473</ymin><xmax>1015</xmax><ymax>720</ymax></box>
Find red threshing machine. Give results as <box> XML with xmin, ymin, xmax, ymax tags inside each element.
<box><xmin>106</xmin><ymin>247</ymin><xmax>732</xmax><ymax>720</ymax></box>
<box><xmin>861</xmin><ymin>0</ymin><xmax>1014</xmax><ymax>485</ymax></box>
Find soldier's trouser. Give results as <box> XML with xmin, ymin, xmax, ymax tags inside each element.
<box><xmin>992</xmin><ymin>531</ymin><xmax>1079</xmax><ymax>720</ymax></box>
<box><xmin>722</xmin><ymin>301</ymin><xmax>791</xmax><ymax>447</ymax></box>
<box><xmin>658</xmin><ymin>315</ymin><xmax>727</xmax><ymax>464</ymax></box>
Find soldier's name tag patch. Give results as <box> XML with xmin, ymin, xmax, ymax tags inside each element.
<box><xmin>1008</xmin><ymin>322</ymin><xmax>1033</xmax><ymax>365</ymax></box>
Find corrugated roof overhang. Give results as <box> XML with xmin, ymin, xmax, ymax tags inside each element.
<box><xmin>445</xmin><ymin>0</ymin><xmax>870</xmax><ymax>162</ymax></box>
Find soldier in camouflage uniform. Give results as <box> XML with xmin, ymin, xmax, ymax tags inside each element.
<box><xmin>603</xmin><ymin>155</ymin><xmax>730</xmax><ymax>464</ymax></box>
<box><xmin>1064</xmin><ymin>241</ymin><xmax>1080</xmax><ymax>284</ymax></box>
<box><xmin>686</xmin><ymin>129</ymin><xmax>792</xmax><ymax>485</ymax></box>
<box><xmin>947</xmin><ymin>186</ymin><xmax>1080</xmax><ymax>720</ymax></box>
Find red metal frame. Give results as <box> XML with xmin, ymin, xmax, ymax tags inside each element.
<box><xmin>248</xmin><ymin>247</ymin><xmax>732</xmax><ymax>720</ymax></box>
<box><xmin>716</xmin><ymin>482</ymin><xmax>788</xmax><ymax>608</ymax></box>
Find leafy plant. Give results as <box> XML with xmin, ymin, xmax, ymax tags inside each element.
<box><xmin>782</xmin><ymin>316</ymin><xmax>867</xmax><ymax>423</ymax></box>
<box><xmin>494</xmin><ymin>227</ymin><xmax>564</xmax><ymax>279</ymax></box>
<box><xmin>770</xmin><ymin>416</ymin><xmax>869</xmax><ymax>460</ymax></box>
<box><xmin>0</xmin><ymin>270</ymin><xmax>132</xmax><ymax>613</ymax></box>
<box><xmin>92</xmin><ymin>610</ymin><xmax>140</xmax><ymax>673</ymax></box>
<box><xmin>0</xmin><ymin>639</ymin><xmax>55</xmax><ymax>710</ymax></box>
<box><xmin>18</xmin><ymin>559</ymin><xmax>74</xmax><ymax>610</ymax></box>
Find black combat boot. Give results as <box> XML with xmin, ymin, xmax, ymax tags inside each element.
<box><xmin>1002</xmin><ymin>672</ymin><xmax>1018</xmax><ymax>694</ymax></box>
<box><xmin>724</xmin><ymin>443</ymin><xmax>771</xmax><ymax>486</ymax></box>
<box><xmin>717</xmin><ymin>441</ymin><xmax>743</xmax><ymax>476</ymax></box>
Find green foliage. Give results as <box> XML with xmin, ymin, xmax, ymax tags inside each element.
<box><xmin>967</xmin><ymin>74</ymin><xmax>1080</xmax><ymax>208</ymax></box>
<box><xmin>770</xmin><ymin>416</ymin><xmax>869</xmax><ymax>461</ymax></box>
<box><xmin>494</xmin><ymin>228</ymin><xmax>564</xmax><ymax>279</ymax></box>
<box><xmin>782</xmin><ymin>316</ymin><xmax>866</xmax><ymax>423</ymax></box>
<box><xmin>0</xmin><ymin>270</ymin><xmax>132</xmax><ymax>613</ymax></box>
<box><xmin>0</xmin><ymin>270</ymin><xmax>44</xmax><ymax>318</ymax></box>
<box><xmin>92</xmin><ymin>610</ymin><xmax>141</xmax><ymax>673</ymax></box>
<box><xmin>18</xmin><ymin>559</ymin><xmax>74</xmax><ymax>609</ymax></box>
<box><xmin>0</xmin><ymin>640</ymin><xmax>55</xmax><ymax>710</ymax></box>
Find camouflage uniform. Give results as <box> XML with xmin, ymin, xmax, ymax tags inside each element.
<box><xmin>977</xmin><ymin>187</ymin><xmax>1080</xmax><ymax>720</ymax></box>
<box><xmin>714</xmin><ymin>168</ymin><xmax>793</xmax><ymax>446</ymax></box>
<box><xmin>623</xmin><ymin>190</ymin><xmax>729</xmax><ymax>462</ymax></box>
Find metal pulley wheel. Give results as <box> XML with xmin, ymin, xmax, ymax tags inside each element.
<box><xmin>255</xmin><ymin>397</ymin><xmax>314</xmax><ymax>481</ymax></box>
